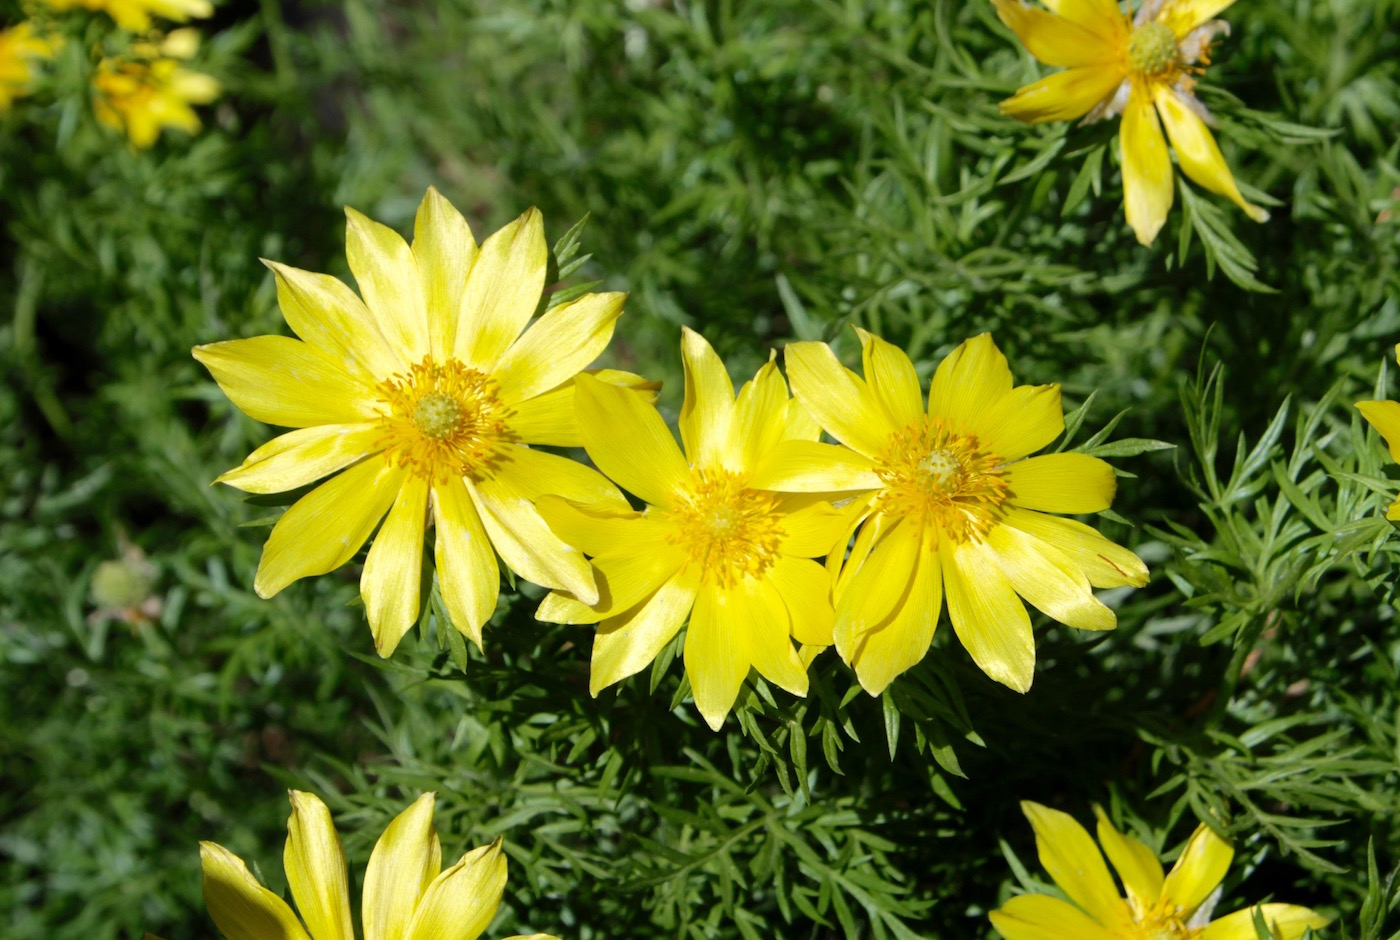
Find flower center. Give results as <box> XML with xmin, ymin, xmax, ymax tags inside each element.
<box><xmin>1126</xmin><ymin>21</ymin><xmax>1179</xmax><ymax>76</ymax></box>
<box><xmin>665</xmin><ymin>468</ymin><xmax>784</xmax><ymax>586</ymax></box>
<box><xmin>1131</xmin><ymin>899</ymin><xmax>1201</xmax><ymax>940</ymax></box>
<box><xmin>874</xmin><ymin>417</ymin><xmax>1009</xmax><ymax>544</ymax></box>
<box><xmin>376</xmin><ymin>356</ymin><xmax>510</xmax><ymax>482</ymax></box>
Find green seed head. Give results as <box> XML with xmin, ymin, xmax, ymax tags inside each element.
<box><xmin>1127</xmin><ymin>21</ymin><xmax>1179</xmax><ymax>76</ymax></box>
<box><xmin>412</xmin><ymin>391</ymin><xmax>464</xmax><ymax>440</ymax></box>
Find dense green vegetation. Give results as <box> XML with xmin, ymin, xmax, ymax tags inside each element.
<box><xmin>2</xmin><ymin>0</ymin><xmax>1399</xmax><ymax>937</ymax></box>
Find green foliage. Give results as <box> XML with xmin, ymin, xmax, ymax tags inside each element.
<box><xmin>3</xmin><ymin>1</ymin><xmax>1400</xmax><ymax>939</ymax></box>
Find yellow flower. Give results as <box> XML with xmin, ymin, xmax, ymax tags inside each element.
<box><xmin>991</xmin><ymin>801</ymin><xmax>1329</xmax><ymax>940</ymax></box>
<box><xmin>535</xmin><ymin>327</ymin><xmax>849</xmax><ymax>730</ymax></box>
<box><xmin>201</xmin><ymin>790</ymin><xmax>558</xmax><ymax>940</ymax></box>
<box><xmin>994</xmin><ymin>0</ymin><xmax>1268</xmax><ymax>246</ymax></box>
<box><xmin>1356</xmin><ymin>343</ymin><xmax>1400</xmax><ymax>521</ymax></box>
<box><xmin>0</xmin><ymin>22</ymin><xmax>56</xmax><ymax>111</ymax></box>
<box><xmin>93</xmin><ymin>31</ymin><xmax>220</xmax><ymax>149</ymax></box>
<box><xmin>195</xmin><ymin>188</ymin><xmax>651</xmax><ymax>656</ymax></box>
<box><xmin>750</xmin><ymin>330</ymin><xmax>1147</xmax><ymax>695</ymax></box>
<box><xmin>41</xmin><ymin>0</ymin><xmax>213</xmax><ymax>32</ymax></box>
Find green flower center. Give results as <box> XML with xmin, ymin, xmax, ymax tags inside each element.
<box><xmin>412</xmin><ymin>392</ymin><xmax>464</xmax><ymax>440</ymax></box>
<box><xmin>918</xmin><ymin>448</ymin><xmax>963</xmax><ymax>491</ymax></box>
<box><xmin>1127</xmin><ymin>21</ymin><xmax>1179</xmax><ymax>76</ymax></box>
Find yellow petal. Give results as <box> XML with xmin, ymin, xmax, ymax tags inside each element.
<box><xmin>284</xmin><ymin>791</ymin><xmax>354</xmax><ymax>940</ymax></box>
<box><xmin>1357</xmin><ymin>400</ymin><xmax>1400</xmax><ymax>463</ymax></box>
<box><xmin>216</xmin><ymin>425</ymin><xmax>381</xmax><ymax>495</ymax></box>
<box><xmin>985</xmin><ymin>524</ymin><xmax>1116</xmax><ymax>631</ymax></box>
<box><xmin>989</xmin><ymin>893</ymin><xmax>1119</xmax><ymax>940</ymax></box>
<box><xmin>977</xmin><ymin>384</ymin><xmax>1065</xmax><ymax>462</ymax></box>
<box><xmin>453</xmin><ymin>208</ymin><xmax>547</xmax><ymax>371</ymax></box>
<box><xmin>471</xmin><ymin>476</ymin><xmax>598</xmax><ymax>603</ymax></box>
<box><xmin>363</xmin><ymin>793</ymin><xmax>442</xmax><ymax>940</ymax></box>
<box><xmin>769</xmin><ymin>556</ymin><xmax>835</xmax><ymax>647</ymax></box>
<box><xmin>784</xmin><ymin>341</ymin><xmax>897</xmax><ymax>458</ymax></box>
<box><xmin>1003</xmin><ymin>507</ymin><xmax>1148</xmax><ymax>588</ymax></box>
<box><xmin>493</xmin><ymin>291</ymin><xmax>627</xmax><ymax>405</ymax></box>
<box><xmin>729</xmin><ymin>356</ymin><xmax>792</xmax><ymax>471</ymax></box>
<box><xmin>533</xmin><ymin>495</ymin><xmax>665</xmax><ymax>558</ymax></box>
<box><xmin>927</xmin><ymin>334</ymin><xmax>1013</xmax><ymax>436</ymax></box>
<box><xmin>590</xmin><ymin>568</ymin><xmax>699</xmax><ymax>695</ymax></box>
<box><xmin>855</xmin><ymin>327</ymin><xmax>924</xmax><ymax>428</ymax></box>
<box><xmin>1161</xmin><ymin>0</ymin><xmax>1238</xmax><ymax>36</ymax></box>
<box><xmin>199</xmin><ymin>841</ymin><xmax>312</xmax><ymax>940</ymax></box>
<box><xmin>405</xmin><ymin>840</ymin><xmax>506</xmax><ymax>940</ymax></box>
<box><xmin>679</xmin><ymin>326</ymin><xmax>736</xmax><ymax>467</ymax></box>
<box><xmin>497</xmin><ymin>445</ymin><xmax>629</xmax><ymax>510</ymax></box>
<box><xmin>345</xmin><ymin>207</ymin><xmax>431</xmax><ymax>364</ymax></box>
<box><xmin>1092</xmin><ymin>806</ymin><xmax>1164</xmax><ymax>912</ymax></box>
<box><xmin>847</xmin><ymin>537</ymin><xmax>941</xmax><ymax>696</ymax></box>
<box><xmin>782</xmin><ymin>396</ymin><xmax>822</xmax><ymax>443</ymax></box>
<box><xmin>1019</xmin><ymin>801</ymin><xmax>1130</xmax><ymax>929</ymax></box>
<box><xmin>538</xmin><ymin>546</ymin><xmax>684</xmax><ymax>624</ymax></box>
<box><xmin>1199</xmin><ymin>904</ymin><xmax>1330</xmax><ymax>940</ymax></box>
<box><xmin>999</xmin><ymin>66</ymin><xmax>1126</xmax><ymax>124</ymax></box>
<box><xmin>254</xmin><ymin>458</ymin><xmax>405</xmax><ymax>598</ymax></box>
<box><xmin>833</xmin><ymin>521</ymin><xmax>920</xmax><ymax>663</ymax></box>
<box><xmin>733</xmin><ymin>576</ymin><xmax>808</xmax><ymax>699</ymax></box>
<box><xmin>412</xmin><ymin>187</ymin><xmax>478</xmax><ymax>361</ymax></box>
<box><xmin>992</xmin><ymin>0</ymin><xmax>1122</xmax><ymax>66</ymax></box>
<box><xmin>686</xmin><ymin>579</ymin><xmax>805</xmax><ymax>730</ymax></box>
<box><xmin>434</xmin><ymin>477</ymin><xmax>498</xmax><ymax>650</ymax></box>
<box><xmin>193</xmin><ymin>336</ymin><xmax>380</xmax><ymax>428</ymax></box>
<box><xmin>778</xmin><ymin>499</ymin><xmax>851</xmax><ymax>557</ymax></box>
<box><xmin>1003</xmin><ymin>453</ymin><xmax>1117</xmax><ymax>514</ymax></box>
<box><xmin>264</xmin><ymin>260</ymin><xmax>400</xmax><ymax>380</ymax></box>
<box><xmin>505</xmin><ymin>369</ymin><xmax>661</xmax><ymax>447</ymax></box>
<box><xmin>1038</xmin><ymin>0</ymin><xmax>1127</xmax><ymax>36</ymax></box>
<box><xmin>749</xmin><ymin>440</ymin><xmax>881</xmax><ymax>492</ymax></box>
<box><xmin>1121</xmin><ymin>88</ymin><xmax>1175</xmax><ymax>246</ymax></box>
<box><xmin>1161</xmin><ymin>823</ymin><xmax>1234</xmax><ymax>914</ymax></box>
<box><xmin>1153</xmin><ymin>86</ymin><xmax>1268</xmax><ymax>222</ymax></box>
<box><xmin>361</xmin><ymin>474</ymin><xmax>429</xmax><ymax>657</ymax></box>
<box><xmin>943</xmin><ymin>539</ymin><xmax>1035</xmax><ymax>692</ymax></box>
<box><xmin>575</xmin><ymin>373</ymin><xmax>688</xmax><ymax>508</ymax></box>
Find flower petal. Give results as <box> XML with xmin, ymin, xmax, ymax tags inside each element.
<box><xmin>497</xmin><ymin>445</ymin><xmax>629</xmax><ymax>510</ymax></box>
<box><xmin>434</xmin><ymin>477</ymin><xmax>498</xmax><ymax>650</ymax></box>
<box><xmin>928</xmin><ymin>334</ymin><xmax>1013</xmax><ymax>437</ymax></box>
<box><xmin>986</xmin><ymin>523</ymin><xmax>1116</xmax><ymax>631</ymax></box>
<box><xmin>505</xmin><ymin>369</ymin><xmax>661</xmax><ymax>447</ymax></box>
<box><xmin>999</xmin><ymin>65</ymin><xmax>1127</xmax><ymax>124</ymax></box>
<box><xmin>855</xmin><ymin>327</ymin><xmax>924</xmax><ymax>428</ymax></box>
<box><xmin>405</xmin><ymin>841</ymin><xmax>507</xmax><ymax>940</ymax></box>
<box><xmin>361</xmin><ymin>474</ymin><xmax>429</xmax><ymax>657</ymax></box>
<box><xmin>847</xmin><ymin>537</ymin><xmax>942</xmax><ymax>696</ymax></box>
<box><xmin>412</xmin><ymin>187</ymin><xmax>478</xmax><ymax>361</ymax></box>
<box><xmin>471</xmin><ymin>476</ymin><xmax>598</xmax><ymax>603</ymax></box>
<box><xmin>977</xmin><ymin>384</ymin><xmax>1065</xmax><ymax>462</ymax></box>
<box><xmin>750</xmin><ymin>440</ymin><xmax>881</xmax><ymax>493</ymax></box>
<box><xmin>1161</xmin><ymin>0</ymin><xmax>1237</xmax><ymax>36</ymax></box>
<box><xmin>679</xmin><ymin>326</ymin><xmax>736</xmax><ymax>468</ymax></box>
<box><xmin>784</xmin><ymin>341</ymin><xmax>897</xmax><ymax>458</ymax></box>
<box><xmin>833</xmin><ymin>521</ymin><xmax>921</xmax><ymax>664</ymax></box>
<box><xmin>1019</xmin><ymin>802</ymin><xmax>1130</xmax><ymax>929</ymax></box>
<box><xmin>1199</xmin><ymin>905</ymin><xmax>1330</xmax><ymax>940</ymax></box>
<box><xmin>363</xmin><ymin>793</ymin><xmax>442</xmax><ymax>940</ymax></box>
<box><xmin>1004</xmin><ymin>453</ymin><xmax>1117</xmax><ymax>514</ymax></box>
<box><xmin>200</xmin><ymin>842</ymin><xmax>312</xmax><ymax>940</ymax></box>
<box><xmin>1092</xmin><ymin>806</ymin><xmax>1164</xmax><ymax>912</ymax></box>
<box><xmin>1153</xmin><ymin>86</ymin><xmax>1268</xmax><ymax>222</ymax></box>
<box><xmin>992</xmin><ymin>0</ymin><xmax>1122</xmax><ymax>66</ymax></box>
<box><xmin>453</xmin><ymin>208</ymin><xmax>547</xmax><ymax>371</ymax></box>
<box><xmin>345</xmin><ymin>207</ymin><xmax>431</xmax><ymax>364</ymax></box>
<box><xmin>590</xmin><ymin>568</ymin><xmax>699</xmax><ymax>695</ymax></box>
<box><xmin>989</xmin><ymin>893</ymin><xmax>1119</xmax><ymax>940</ymax></box>
<box><xmin>216</xmin><ymin>424</ymin><xmax>381</xmax><ymax>495</ymax></box>
<box><xmin>193</xmin><ymin>336</ymin><xmax>380</xmax><ymax>428</ymax></box>
<box><xmin>1039</xmin><ymin>0</ymin><xmax>1127</xmax><ymax>36</ymax></box>
<box><xmin>1358</xmin><ymin>400</ymin><xmax>1400</xmax><ymax>463</ymax></box>
<box><xmin>284</xmin><ymin>791</ymin><xmax>354</xmax><ymax>940</ymax></box>
<box><xmin>264</xmin><ymin>260</ymin><xmax>399</xmax><ymax>380</ymax></box>
<box><xmin>729</xmin><ymin>356</ymin><xmax>794</xmax><ymax>471</ymax></box>
<box><xmin>493</xmin><ymin>291</ymin><xmax>627</xmax><ymax>405</ymax></box>
<box><xmin>1162</xmin><ymin>823</ymin><xmax>1234</xmax><ymax>915</ymax></box>
<box><xmin>533</xmin><ymin>495</ymin><xmax>665</xmax><ymax>558</ymax></box>
<box><xmin>1121</xmin><ymin>88</ymin><xmax>1175</xmax><ymax>246</ymax></box>
<box><xmin>769</xmin><ymin>555</ymin><xmax>836</xmax><ymax>647</ymax></box>
<box><xmin>575</xmin><ymin>372</ymin><xmax>688</xmax><ymax>508</ymax></box>
<box><xmin>254</xmin><ymin>458</ymin><xmax>405</xmax><ymax>598</ymax></box>
<box><xmin>538</xmin><ymin>545</ymin><xmax>684</xmax><ymax>625</ymax></box>
<box><xmin>778</xmin><ymin>499</ymin><xmax>851</xmax><ymax>558</ymax></box>
<box><xmin>1003</xmin><ymin>507</ymin><xmax>1147</xmax><ymax>587</ymax></box>
<box><xmin>742</xmin><ymin>576</ymin><xmax>810</xmax><ymax>699</ymax></box>
<box><xmin>943</xmin><ymin>539</ymin><xmax>1035</xmax><ymax>692</ymax></box>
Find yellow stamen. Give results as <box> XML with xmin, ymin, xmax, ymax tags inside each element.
<box><xmin>1130</xmin><ymin>896</ymin><xmax>1202</xmax><ymax>940</ymax></box>
<box><xmin>875</xmin><ymin>417</ymin><xmax>1009</xmax><ymax>544</ymax></box>
<box><xmin>1127</xmin><ymin>21</ymin><xmax>1179</xmax><ymax>76</ymax></box>
<box><xmin>665</xmin><ymin>469</ymin><xmax>784</xmax><ymax>586</ymax></box>
<box><xmin>376</xmin><ymin>356</ymin><xmax>510</xmax><ymax>482</ymax></box>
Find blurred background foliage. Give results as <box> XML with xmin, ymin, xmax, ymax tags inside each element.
<box><xmin>2</xmin><ymin>0</ymin><xmax>1400</xmax><ymax>937</ymax></box>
